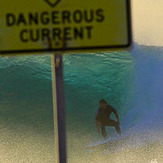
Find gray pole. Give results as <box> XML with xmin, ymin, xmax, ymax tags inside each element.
<box><xmin>51</xmin><ymin>54</ymin><xmax>67</xmax><ymax>163</ymax></box>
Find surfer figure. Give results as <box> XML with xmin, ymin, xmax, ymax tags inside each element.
<box><xmin>95</xmin><ymin>99</ymin><xmax>121</xmax><ymax>138</ymax></box>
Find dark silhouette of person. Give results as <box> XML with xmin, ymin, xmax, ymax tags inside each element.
<box><xmin>95</xmin><ymin>99</ymin><xmax>121</xmax><ymax>138</ymax></box>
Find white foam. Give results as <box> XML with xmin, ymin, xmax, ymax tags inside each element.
<box><xmin>150</xmin><ymin>159</ymin><xmax>159</xmax><ymax>163</ymax></box>
<box><xmin>132</xmin><ymin>0</ymin><xmax>163</xmax><ymax>46</ymax></box>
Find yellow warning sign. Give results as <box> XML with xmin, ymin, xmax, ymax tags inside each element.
<box><xmin>0</xmin><ymin>0</ymin><xmax>132</xmax><ymax>53</ymax></box>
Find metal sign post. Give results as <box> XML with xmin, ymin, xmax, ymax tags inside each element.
<box><xmin>50</xmin><ymin>37</ymin><xmax>67</xmax><ymax>163</ymax></box>
<box><xmin>51</xmin><ymin>54</ymin><xmax>67</xmax><ymax>163</ymax></box>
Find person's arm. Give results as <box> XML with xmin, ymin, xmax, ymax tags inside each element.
<box><xmin>96</xmin><ymin>120</ymin><xmax>100</xmax><ymax>134</ymax></box>
<box><xmin>112</xmin><ymin>108</ymin><xmax>120</xmax><ymax>125</ymax></box>
<box><xmin>95</xmin><ymin>109</ymin><xmax>100</xmax><ymax>134</ymax></box>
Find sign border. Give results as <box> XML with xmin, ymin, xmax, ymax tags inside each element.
<box><xmin>0</xmin><ymin>0</ymin><xmax>132</xmax><ymax>54</ymax></box>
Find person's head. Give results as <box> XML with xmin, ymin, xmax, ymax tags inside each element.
<box><xmin>99</xmin><ymin>99</ymin><xmax>107</xmax><ymax>109</ymax></box>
